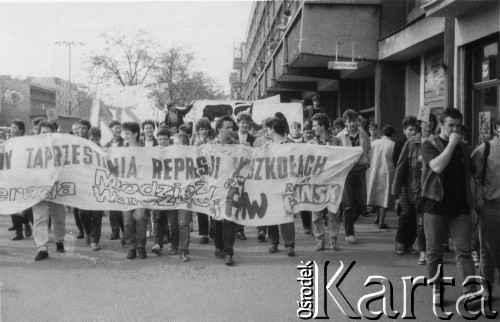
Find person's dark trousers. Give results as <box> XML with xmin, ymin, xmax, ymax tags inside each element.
<box><xmin>73</xmin><ymin>208</ymin><xmax>84</xmax><ymax>234</ymax></box>
<box><xmin>342</xmin><ymin>168</ymin><xmax>366</xmax><ymax>236</ymax></box>
<box><xmin>197</xmin><ymin>213</ymin><xmax>209</xmax><ymax>236</ymax></box>
<box><xmin>300</xmin><ymin>211</ymin><xmax>311</xmax><ymax>229</ymax></box>
<box><xmin>167</xmin><ymin>210</ymin><xmax>180</xmax><ymax>250</ymax></box>
<box><xmin>416</xmin><ymin>212</ymin><xmax>426</xmax><ymax>252</ymax></box>
<box><xmin>212</xmin><ymin>219</ymin><xmax>237</xmax><ymax>256</ymax></box>
<box><xmin>12</xmin><ymin>214</ymin><xmax>24</xmax><ymax>235</ymax></box>
<box><xmin>268</xmin><ymin>223</ymin><xmax>295</xmax><ymax>248</ymax></box>
<box><xmin>24</xmin><ymin>207</ymin><xmax>33</xmax><ymax>225</ymax></box>
<box><xmin>153</xmin><ymin>210</ymin><xmax>169</xmax><ymax>248</ymax></box>
<box><xmin>395</xmin><ymin>190</ymin><xmax>417</xmax><ymax>248</ymax></box>
<box><xmin>80</xmin><ymin>210</ymin><xmax>103</xmax><ymax>244</ymax></box>
<box><xmin>109</xmin><ymin>211</ymin><xmax>124</xmax><ymax>236</ymax></box>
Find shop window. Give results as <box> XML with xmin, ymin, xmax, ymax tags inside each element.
<box><xmin>473</xmin><ymin>42</ymin><xmax>498</xmax><ymax>83</ymax></box>
<box><xmin>473</xmin><ymin>86</ymin><xmax>498</xmax><ymax>145</ymax></box>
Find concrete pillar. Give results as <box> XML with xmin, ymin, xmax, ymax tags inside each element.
<box><xmin>375</xmin><ymin>61</ymin><xmax>406</xmax><ymax>140</ymax></box>
<box><xmin>443</xmin><ymin>17</ymin><xmax>455</xmax><ymax>109</ymax></box>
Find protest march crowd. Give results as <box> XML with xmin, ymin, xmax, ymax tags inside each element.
<box><xmin>3</xmin><ymin>94</ymin><xmax>500</xmax><ymax>305</ymax></box>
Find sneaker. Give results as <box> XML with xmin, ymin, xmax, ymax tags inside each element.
<box><xmin>417</xmin><ymin>253</ymin><xmax>426</xmax><ymax>265</ymax></box>
<box><xmin>257</xmin><ymin>230</ymin><xmax>266</xmax><ymax>242</ymax></box>
<box><xmin>127</xmin><ymin>249</ymin><xmax>137</xmax><ymax>260</ymax></box>
<box><xmin>151</xmin><ymin>244</ymin><xmax>162</xmax><ymax>255</ymax></box>
<box><xmin>395</xmin><ymin>243</ymin><xmax>405</xmax><ymax>255</ymax></box>
<box><xmin>146</xmin><ymin>231</ymin><xmax>152</xmax><ymax>239</ymax></box>
<box><xmin>138</xmin><ymin>247</ymin><xmax>147</xmax><ymax>259</ymax></box>
<box><xmin>8</xmin><ymin>226</ymin><xmax>16</xmax><ymax>231</ymax></box>
<box><xmin>286</xmin><ymin>247</ymin><xmax>295</xmax><ymax>257</ymax></box>
<box><xmin>34</xmin><ymin>250</ymin><xmax>49</xmax><ymax>261</ymax></box>
<box><xmin>315</xmin><ymin>240</ymin><xmax>325</xmax><ymax>251</ymax></box>
<box><xmin>236</xmin><ymin>231</ymin><xmax>247</xmax><ymax>240</ymax></box>
<box><xmin>199</xmin><ymin>236</ymin><xmax>209</xmax><ymax>244</ymax></box>
<box><xmin>91</xmin><ymin>243</ymin><xmax>100</xmax><ymax>251</ymax></box>
<box><xmin>56</xmin><ymin>242</ymin><xmax>65</xmax><ymax>253</ymax></box>
<box><xmin>180</xmin><ymin>251</ymin><xmax>190</xmax><ymax>262</ymax></box>
<box><xmin>224</xmin><ymin>255</ymin><xmax>234</xmax><ymax>266</ymax></box>
<box><xmin>109</xmin><ymin>232</ymin><xmax>120</xmax><ymax>240</ymax></box>
<box><xmin>12</xmin><ymin>233</ymin><xmax>24</xmax><ymax>241</ymax></box>
<box><xmin>268</xmin><ymin>244</ymin><xmax>278</xmax><ymax>253</ymax></box>
<box><xmin>345</xmin><ymin>235</ymin><xmax>358</xmax><ymax>244</ymax></box>
<box><xmin>304</xmin><ymin>227</ymin><xmax>311</xmax><ymax>235</ymax></box>
<box><xmin>24</xmin><ymin>224</ymin><xmax>32</xmax><ymax>238</ymax></box>
<box><xmin>329</xmin><ymin>239</ymin><xmax>340</xmax><ymax>251</ymax></box>
<box><xmin>378</xmin><ymin>223</ymin><xmax>388</xmax><ymax>229</ymax></box>
<box><xmin>170</xmin><ymin>247</ymin><xmax>179</xmax><ymax>255</ymax></box>
<box><xmin>214</xmin><ymin>248</ymin><xmax>223</xmax><ymax>258</ymax></box>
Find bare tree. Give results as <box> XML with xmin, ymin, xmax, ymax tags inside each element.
<box><xmin>87</xmin><ymin>30</ymin><xmax>160</xmax><ymax>86</ymax></box>
<box><xmin>150</xmin><ymin>47</ymin><xmax>225</xmax><ymax>108</ymax></box>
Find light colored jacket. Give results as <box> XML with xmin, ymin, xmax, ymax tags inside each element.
<box><xmin>471</xmin><ymin>137</ymin><xmax>500</xmax><ymax>202</ymax></box>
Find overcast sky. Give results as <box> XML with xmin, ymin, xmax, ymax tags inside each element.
<box><xmin>0</xmin><ymin>0</ymin><xmax>252</xmax><ymax>93</ymax></box>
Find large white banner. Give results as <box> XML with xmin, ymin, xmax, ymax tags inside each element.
<box><xmin>184</xmin><ymin>99</ymin><xmax>303</xmax><ymax>126</ymax></box>
<box><xmin>0</xmin><ymin>135</ymin><xmax>362</xmax><ymax>226</ymax></box>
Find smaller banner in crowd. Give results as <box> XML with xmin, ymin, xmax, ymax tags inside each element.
<box><xmin>0</xmin><ymin>135</ymin><xmax>362</xmax><ymax>226</ymax></box>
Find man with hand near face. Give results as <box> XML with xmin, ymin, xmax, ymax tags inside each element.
<box><xmin>419</xmin><ymin>107</ymin><xmax>477</xmax><ymax>305</ymax></box>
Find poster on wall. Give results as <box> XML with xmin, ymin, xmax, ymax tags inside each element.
<box><xmin>417</xmin><ymin>104</ymin><xmax>431</xmax><ymax>122</ymax></box>
<box><xmin>479</xmin><ymin>111</ymin><xmax>491</xmax><ymax>144</ymax></box>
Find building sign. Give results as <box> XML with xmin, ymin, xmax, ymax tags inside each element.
<box><xmin>328</xmin><ymin>61</ymin><xmax>358</xmax><ymax>70</ymax></box>
<box><xmin>417</xmin><ymin>104</ymin><xmax>431</xmax><ymax>122</ymax></box>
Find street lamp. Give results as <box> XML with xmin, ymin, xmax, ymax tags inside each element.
<box><xmin>55</xmin><ymin>41</ymin><xmax>85</xmax><ymax>115</ymax></box>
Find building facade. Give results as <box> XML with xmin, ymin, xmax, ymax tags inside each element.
<box><xmin>0</xmin><ymin>75</ymin><xmax>56</xmax><ymax>130</ymax></box>
<box><xmin>231</xmin><ymin>0</ymin><xmax>499</xmax><ymax>145</ymax></box>
<box><xmin>31</xmin><ymin>77</ymin><xmax>78</xmax><ymax>116</ymax></box>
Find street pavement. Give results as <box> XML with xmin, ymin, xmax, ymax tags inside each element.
<box><xmin>0</xmin><ymin>211</ymin><xmax>498</xmax><ymax>321</ymax></box>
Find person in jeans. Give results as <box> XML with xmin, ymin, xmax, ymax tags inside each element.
<box><xmin>167</xmin><ymin>133</ymin><xmax>192</xmax><ymax>262</ymax></box>
<box><xmin>151</xmin><ymin>127</ymin><xmax>172</xmax><ymax>256</ymax></box>
<box><xmin>210</xmin><ymin>116</ymin><xmax>239</xmax><ymax>266</ymax></box>
<box><xmin>419</xmin><ymin>107</ymin><xmax>477</xmax><ymax>304</ymax></box>
<box><xmin>121</xmin><ymin>122</ymin><xmax>148</xmax><ymax>260</ymax></box>
<box><xmin>33</xmin><ymin>121</ymin><xmax>66</xmax><ymax>261</ymax></box>
<box><xmin>266</xmin><ymin>116</ymin><xmax>296</xmax><ymax>257</ymax></box>
<box><xmin>103</xmin><ymin>120</ymin><xmax>125</xmax><ymax>244</ymax></box>
<box><xmin>254</xmin><ymin>117</ymin><xmax>274</xmax><ymax>242</ymax></box>
<box><xmin>393</xmin><ymin>114</ymin><xmax>438</xmax><ymax>264</ymax></box>
<box><xmin>308</xmin><ymin>113</ymin><xmax>342</xmax><ymax>251</ymax></box>
<box><xmin>336</xmin><ymin>109</ymin><xmax>371</xmax><ymax>244</ymax></box>
<box><xmin>193</xmin><ymin>118</ymin><xmax>214</xmax><ymax>244</ymax></box>
<box><xmin>79</xmin><ymin>127</ymin><xmax>104</xmax><ymax>251</ymax></box>
<box><xmin>472</xmin><ymin>116</ymin><xmax>500</xmax><ymax>299</ymax></box>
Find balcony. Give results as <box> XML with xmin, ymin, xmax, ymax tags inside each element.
<box><xmin>423</xmin><ymin>0</ymin><xmax>495</xmax><ymax>18</ymax></box>
<box><xmin>247</xmin><ymin>1</ymin><xmax>380</xmax><ymax>98</ymax></box>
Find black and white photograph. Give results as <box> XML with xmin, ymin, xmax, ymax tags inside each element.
<box><xmin>0</xmin><ymin>0</ymin><xmax>499</xmax><ymax>320</ymax></box>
